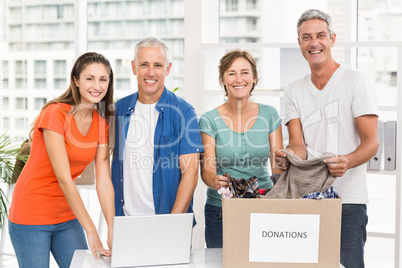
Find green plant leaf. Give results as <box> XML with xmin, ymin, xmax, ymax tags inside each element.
<box><xmin>0</xmin><ymin>132</ymin><xmax>29</xmax><ymax>227</ymax></box>
<box><xmin>0</xmin><ymin>133</ymin><xmax>21</xmax><ymax>185</ymax></box>
<box><xmin>171</xmin><ymin>87</ymin><xmax>179</xmax><ymax>93</ymax></box>
<box><xmin>0</xmin><ymin>189</ymin><xmax>9</xmax><ymax>228</ymax></box>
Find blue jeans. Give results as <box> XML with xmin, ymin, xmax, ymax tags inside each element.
<box><xmin>204</xmin><ymin>203</ymin><xmax>223</xmax><ymax>248</ymax></box>
<box><xmin>9</xmin><ymin>219</ymin><xmax>88</xmax><ymax>268</ymax></box>
<box><xmin>341</xmin><ymin>204</ymin><xmax>368</xmax><ymax>268</ymax></box>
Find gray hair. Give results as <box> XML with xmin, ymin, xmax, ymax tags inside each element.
<box><xmin>133</xmin><ymin>37</ymin><xmax>170</xmax><ymax>68</ymax></box>
<box><xmin>297</xmin><ymin>9</ymin><xmax>334</xmax><ymax>37</ymax></box>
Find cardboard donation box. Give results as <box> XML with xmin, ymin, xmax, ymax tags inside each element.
<box><xmin>222</xmin><ymin>198</ymin><xmax>342</xmax><ymax>268</ymax></box>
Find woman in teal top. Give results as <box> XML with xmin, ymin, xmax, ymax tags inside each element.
<box><xmin>199</xmin><ymin>49</ymin><xmax>283</xmax><ymax>248</ymax></box>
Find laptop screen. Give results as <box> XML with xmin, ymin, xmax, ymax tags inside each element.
<box><xmin>106</xmin><ymin>213</ymin><xmax>193</xmax><ymax>267</ymax></box>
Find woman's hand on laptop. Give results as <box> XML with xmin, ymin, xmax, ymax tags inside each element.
<box><xmin>88</xmin><ymin>229</ymin><xmax>111</xmax><ymax>259</ymax></box>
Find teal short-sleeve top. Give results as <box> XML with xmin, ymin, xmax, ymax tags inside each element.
<box><xmin>199</xmin><ymin>103</ymin><xmax>281</xmax><ymax>207</ymax></box>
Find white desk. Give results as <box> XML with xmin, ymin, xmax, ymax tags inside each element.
<box><xmin>71</xmin><ymin>249</ymin><xmax>345</xmax><ymax>268</ymax></box>
<box><xmin>70</xmin><ymin>248</ymin><xmax>223</xmax><ymax>268</ymax></box>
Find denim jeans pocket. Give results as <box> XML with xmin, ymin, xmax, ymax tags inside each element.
<box><xmin>204</xmin><ymin>203</ymin><xmax>222</xmax><ymax>220</ymax></box>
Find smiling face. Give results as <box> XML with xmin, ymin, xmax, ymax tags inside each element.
<box><xmin>74</xmin><ymin>63</ymin><xmax>109</xmax><ymax>105</ymax></box>
<box><xmin>223</xmin><ymin>57</ymin><xmax>256</xmax><ymax>100</ymax></box>
<box><xmin>132</xmin><ymin>46</ymin><xmax>172</xmax><ymax>104</ymax></box>
<box><xmin>298</xmin><ymin>19</ymin><xmax>336</xmax><ymax>68</ymax></box>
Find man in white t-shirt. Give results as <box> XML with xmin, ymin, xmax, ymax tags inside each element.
<box><xmin>275</xmin><ymin>9</ymin><xmax>379</xmax><ymax>268</ymax></box>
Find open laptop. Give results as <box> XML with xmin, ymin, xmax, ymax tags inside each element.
<box><xmin>100</xmin><ymin>213</ymin><xmax>193</xmax><ymax>267</ymax></box>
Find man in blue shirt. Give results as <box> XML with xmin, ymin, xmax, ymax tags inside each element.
<box><xmin>111</xmin><ymin>37</ymin><xmax>203</xmax><ymax>217</ymax></box>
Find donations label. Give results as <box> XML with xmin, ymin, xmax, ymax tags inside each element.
<box><xmin>249</xmin><ymin>213</ymin><xmax>320</xmax><ymax>263</ymax></box>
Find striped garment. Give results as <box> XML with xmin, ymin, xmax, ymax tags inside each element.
<box><xmin>301</xmin><ymin>186</ymin><xmax>339</xmax><ymax>199</ymax></box>
<box><xmin>224</xmin><ymin>172</ymin><xmax>260</xmax><ymax>198</ymax></box>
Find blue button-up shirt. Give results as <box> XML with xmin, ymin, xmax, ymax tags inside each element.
<box><xmin>111</xmin><ymin>88</ymin><xmax>204</xmax><ymax>216</ymax></box>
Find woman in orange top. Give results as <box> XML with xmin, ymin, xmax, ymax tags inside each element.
<box><xmin>8</xmin><ymin>52</ymin><xmax>115</xmax><ymax>268</ymax></box>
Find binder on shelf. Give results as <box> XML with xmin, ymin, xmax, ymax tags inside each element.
<box><xmin>369</xmin><ymin>120</ymin><xmax>384</xmax><ymax>170</ymax></box>
<box><xmin>384</xmin><ymin>121</ymin><xmax>397</xmax><ymax>171</ymax></box>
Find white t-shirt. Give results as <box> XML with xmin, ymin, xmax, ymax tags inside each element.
<box><xmin>284</xmin><ymin>64</ymin><xmax>378</xmax><ymax>204</ymax></box>
<box><xmin>123</xmin><ymin>101</ymin><xmax>159</xmax><ymax>215</ymax></box>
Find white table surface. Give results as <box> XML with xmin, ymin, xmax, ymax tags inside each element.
<box><xmin>71</xmin><ymin>248</ymin><xmax>345</xmax><ymax>268</ymax></box>
<box><xmin>70</xmin><ymin>248</ymin><xmax>223</xmax><ymax>268</ymax></box>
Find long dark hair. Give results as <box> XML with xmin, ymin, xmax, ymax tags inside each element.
<box><xmin>29</xmin><ymin>52</ymin><xmax>114</xmax><ymax>139</ymax></box>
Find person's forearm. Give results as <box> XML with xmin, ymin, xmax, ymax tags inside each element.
<box><xmin>171</xmin><ymin>174</ymin><xmax>197</xmax><ymax>213</ymax></box>
<box><xmin>286</xmin><ymin>143</ymin><xmax>307</xmax><ymax>160</ymax></box>
<box><xmin>96</xmin><ymin>179</ymin><xmax>115</xmax><ymax>230</ymax></box>
<box><xmin>94</xmin><ymin>146</ymin><xmax>115</xmax><ymax>229</ymax></box>
<box><xmin>345</xmin><ymin>137</ymin><xmax>379</xmax><ymax>169</ymax></box>
<box><xmin>284</xmin><ymin>119</ymin><xmax>307</xmax><ymax>160</ymax></box>
<box><xmin>201</xmin><ymin>169</ymin><xmax>219</xmax><ymax>189</ymax></box>
<box><xmin>200</xmin><ymin>154</ymin><xmax>219</xmax><ymax>189</ymax></box>
<box><xmin>270</xmin><ymin>155</ymin><xmax>282</xmax><ymax>175</ymax></box>
<box><xmin>344</xmin><ymin>114</ymin><xmax>379</xmax><ymax>169</ymax></box>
